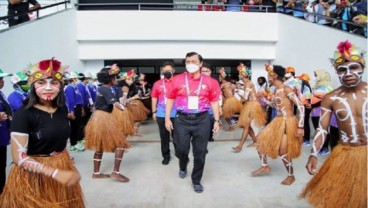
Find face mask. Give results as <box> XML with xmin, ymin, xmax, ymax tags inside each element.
<box><xmin>186</xmin><ymin>64</ymin><xmax>200</xmax><ymax>73</ymax></box>
<box><xmin>163</xmin><ymin>71</ymin><xmax>173</xmax><ymax>79</ymax></box>
<box><xmin>160</xmin><ymin>75</ymin><xmax>164</xmax><ymax>79</ymax></box>
<box><xmin>285</xmin><ymin>73</ymin><xmax>292</xmax><ymax>78</ymax></box>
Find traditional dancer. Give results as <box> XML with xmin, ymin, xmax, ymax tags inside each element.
<box><xmin>0</xmin><ymin>58</ymin><xmax>85</xmax><ymax>207</ymax></box>
<box><xmin>120</xmin><ymin>69</ymin><xmax>149</xmax><ymax>136</ymax></box>
<box><xmin>232</xmin><ymin>63</ymin><xmax>267</xmax><ymax>152</ymax></box>
<box><xmin>252</xmin><ymin>65</ymin><xmax>305</xmax><ymax>185</ymax></box>
<box><xmin>301</xmin><ymin>41</ymin><xmax>367</xmax><ymax>208</ymax></box>
<box><xmin>85</xmin><ymin>65</ymin><xmax>131</xmax><ymax>182</ymax></box>
<box><xmin>220</xmin><ymin>68</ymin><xmax>242</xmax><ymax>132</ymax></box>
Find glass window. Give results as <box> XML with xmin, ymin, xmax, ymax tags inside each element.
<box><xmin>138</xmin><ymin>67</ymin><xmax>154</xmax><ymax>73</ymax></box>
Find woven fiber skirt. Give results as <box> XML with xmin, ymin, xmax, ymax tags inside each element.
<box><xmin>85</xmin><ymin>110</ymin><xmax>131</xmax><ymax>152</ymax></box>
<box><xmin>222</xmin><ymin>97</ymin><xmax>243</xmax><ymax>119</ymax></box>
<box><xmin>238</xmin><ymin>100</ymin><xmax>267</xmax><ymax>128</ymax></box>
<box><xmin>127</xmin><ymin>100</ymin><xmax>149</xmax><ymax>122</ymax></box>
<box><xmin>0</xmin><ymin>150</ymin><xmax>85</xmax><ymax>208</ymax></box>
<box><xmin>300</xmin><ymin>145</ymin><xmax>367</xmax><ymax>208</ymax></box>
<box><xmin>257</xmin><ymin>116</ymin><xmax>302</xmax><ymax>159</ymax></box>
<box><xmin>112</xmin><ymin>106</ymin><xmax>135</xmax><ymax>136</ymax></box>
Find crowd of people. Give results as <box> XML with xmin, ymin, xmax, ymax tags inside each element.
<box><xmin>0</xmin><ymin>40</ymin><xmax>366</xmax><ymax>207</ymax></box>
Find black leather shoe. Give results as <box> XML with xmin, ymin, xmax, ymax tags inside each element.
<box><xmin>162</xmin><ymin>158</ymin><xmax>170</xmax><ymax>165</ymax></box>
<box><xmin>209</xmin><ymin>138</ymin><xmax>215</xmax><ymax>142</ymax></box>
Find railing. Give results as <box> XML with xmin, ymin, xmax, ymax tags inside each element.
<box><xmin>0</xmin><ymin>0</ymin><xmax>70</xmax><ymax>30</ymax></box>
<box><xmin>279</xmin><ymin>7</ymin><xmax>367</xmax><ymax>37</ymax></box>
<box><xmin>76</xmin><ymin>3</ymin><xmax>274</xmax><ymax>13</ymax></box>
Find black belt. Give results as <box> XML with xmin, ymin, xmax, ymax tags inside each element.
<box><xmin>177</xmin><ymin>111</ymin><xmax>208</xmax><ymax>118</ymax></box>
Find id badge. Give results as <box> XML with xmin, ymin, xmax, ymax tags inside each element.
<box><xmin>188</xmin><ymin>96</ymin><xmax>199</xmax><ymax>110</ymax></box>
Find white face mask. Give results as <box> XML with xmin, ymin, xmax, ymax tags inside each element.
<box><xmin>186</xmin><ymin>64</ymin><xmax>200</xmax><ymax>73</ymax></box>
<box><xmin>160</xmin><ymin>75</ymin><xmax>164</xmax><ymax>79</ymax></box>
<box><xmin>285</xmin><ymin>73</ymin><xmax>292</xmax><ymax>78</ymax></box>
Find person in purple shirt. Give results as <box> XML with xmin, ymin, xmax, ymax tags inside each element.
<box><xmin>0</xmin><ymin>69</ymin><xmax>12</xmax><ymax>194</ymax></box>
<box><xmin>7</xmin><ymin>71</ymin><xmax>29</xmax><ymax>114</ymax></box>
<box><xmin>87</xmin><ymin>73</ymin><xmax>98</xmax><ymax>104</ymax></box>
<box><xmin>151</xmin><ymin>62</ymin><xmax>177</xmax><ymax>165</ymax></box>
<box><xmin>77</xmin><ymin>72</ymin><xmax>93</xmax><ymax>144</ymax></box>
<box><xmin>165</xmin><ymin>52</ymin><xmax>221</xmax><ymax>193</ymax></box>
<box><xmin>64</xmin><ymin>71</ymin><xmax>85</xmax><ymax>152</ymax></box>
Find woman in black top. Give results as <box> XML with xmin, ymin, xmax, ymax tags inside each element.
<box><xmin>85</xmin><ymin>66</ymin><xmax>131</xmax><ymax>182</ymax></box>
<box><xmin>119</xmin><ymin>70</ymin><xmax>149</xmax><ymax>136</ymax></box>
<box><xmin>0</xmin><ymin>58</ymin><xmax>85</xmax><ymax>207</ymax></box>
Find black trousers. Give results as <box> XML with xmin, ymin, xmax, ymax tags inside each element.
<box><xmin>70</xmin><ymin>105</ymin><xmax>84</xmax><ymax>146</ymax></box>
<box><xmin>8</xmin><ymin>10</ymin><xmax>30</xmax><ymax>27</ymax></box>
<box><xmin>208</xmin><ymin>114</ymin><xmax>214</xmax><ymax>140</ymax></box>
<box><xmin>174</xmin><ymin>112</ymin><xmax>210</xmax><ymax>184</ymax></box>
<box><xmin>0</xmin><ymin>146</ymin><xmax>7</xmax><ymax>194</ymax></box>
<box><xmin>156</xmin><ymin>117</ymin><xmax>174</xmax><ymax>159</ymax></box>
<box><xmin>303</xmin><ymin>107</ymin><xmax>311</xmax><ymax>142</ymax></box>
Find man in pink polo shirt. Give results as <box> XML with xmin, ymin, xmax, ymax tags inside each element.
<box><xmin>165</xmin><ymin>52</ymin><xmax>221</xmax><ymax>193</ymax></box>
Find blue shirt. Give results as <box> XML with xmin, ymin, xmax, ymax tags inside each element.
<box><xmin>88</xmin><ymin>84</ymin><xmax>97</xmax><ymax>103</ymax></box>
<box><xmin>64</xmin><ymin>84</ymin><xmax>84</xmax><ymax>113</ymax></box>
<box><xmin>77</xmin><ymin>82</ymin><xmax>92</xmax><ymax>107</ymax></box>
<box><xmin>0</xmin><ymin>92</ymin><xmax>10</xmax><ymax>146</ymax></box>
<box><xmin>8</xmin><ymin>90</ymin><xmax>27</xmax><ymax>114</ymax></box>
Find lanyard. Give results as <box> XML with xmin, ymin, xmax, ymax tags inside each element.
<box><xmin>162</xmin><ymin>79</ymin><xmax>167</xmax><ymax>96</ymax></box>
<box><xmin>185</xmin><ymin>74</ymin><xmax>203</xmax><ymax>96</ymax></box>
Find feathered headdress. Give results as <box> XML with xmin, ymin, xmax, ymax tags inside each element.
<box><xmin>331</xmin><ymin>40</ymin><xmax>365</xmax><ymax>68</ymax></box>
<box><xmin>237</xmin><ymin>63</ymin><xmax>251</xmax><ymax>77</ymax></box>
<box><xmin>120</xmin><ymin>69</ymin><xmax>136</xmax><ymax>80</ymax></box>
<box><xmin>26</xmin><ymin>58</ymin><xmax>68</xmax><ymax>84</ymax></box>
<box><xmin>265</xmin><ymin>63</ymin><xmax>275</xmax><ymax>76</ymax></box>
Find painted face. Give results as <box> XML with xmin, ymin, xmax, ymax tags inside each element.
<box><xmin>336</xmin><ymin>62</ymin><xmax>364</xmax><ymax>87</ymax></box>
<box><xmin>34</xmin><ymin>78</ymin><xmax>61</xmax><ymax>101</ymax></box>
<box><xmin>125</xmin><ymin>77</ymin><xmax>134</xmax><ymax>86</ymax></box>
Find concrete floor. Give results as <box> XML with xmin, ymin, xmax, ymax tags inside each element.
<box><xmin>7</xmin><ymin>119</ymin><xmax>326</xmax><ymax>208</ymax></box>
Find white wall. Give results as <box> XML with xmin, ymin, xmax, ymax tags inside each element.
<box><xmin>0</xmin><ymin>9</ymin><xmax>81</xmax><ymax>94</ymax></box>
<box><xmin>276</xmin><ymin>14</ymin><xmax>367</xmax><ymax>88</ymax></box>
<box><xmin>77</xmin><ymin>11</ymin><xmax>278</xmax><ymax>60</ymax></box>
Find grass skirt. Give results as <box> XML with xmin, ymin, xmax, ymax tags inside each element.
<box><xmin>257</xmin><ymin>116</ymin><xmax>301</xmax><ymax>159</ymax></box>
<box><xmin>85</xmin><ymin>110</ymin><xmax>131</xmax><ymax>152</ymax></box>
<box><xmin>222</xmin><ymin>97</ymin><xmax>243</xmax><ymax>119</ymax></box>
<box><xmin>238</xmin><ymin>100</ymin><xmax>267</xmax><ymax>128</ymax></box>
<box><xmin>300</xmin><ymin>145</ymin><xmax>367</xmax><ymax>208</ymax></box>
<box><xmin>0</xmin><ymin>151</ymin><xmax>85</xmax><ymax>208</ymax></box>
<box><xmin>112</xmin><ymin>107</ymin><xmax>135</xmax><ymax>136</ymax></box>
<box><xmin>127</xmin><ymin>100</ymin><xmax>149</xmax><ymax>122</ymax></box>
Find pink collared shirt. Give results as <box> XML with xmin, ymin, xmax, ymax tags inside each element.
<box><xmin>166</xmin><ymin>72</ymin><xmax>220</xmax><ymax>113</ymax></box>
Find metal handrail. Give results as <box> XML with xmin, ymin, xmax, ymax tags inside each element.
<box><xmin>0</xmin><ymin>1</ymin><xmax>70</xmax><ymax>21</ymax></box>
<box><xmin>76</xmin><ymin>3</ymin><xmax>274</xmax><ymax>12</ymax></box>
<box><xmin>279</xmin><ymin>7</ymin><xmax>367</xmax><ymax>29</ymax></box>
